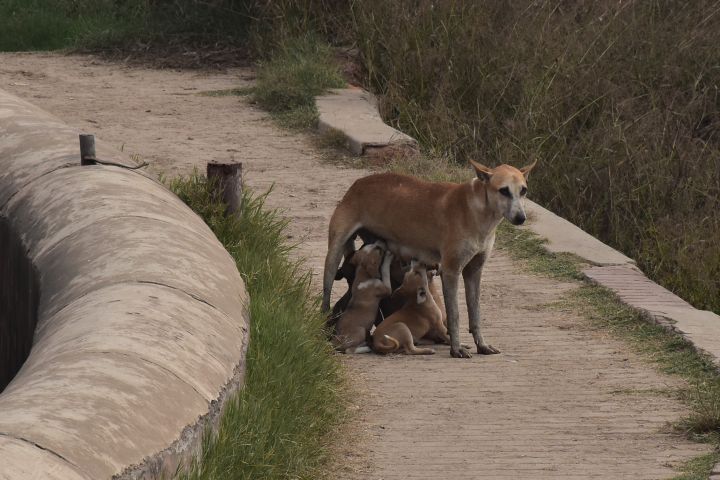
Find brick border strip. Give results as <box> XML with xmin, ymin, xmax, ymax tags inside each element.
<box><xmin>0</xmin><ymin>89</ymin><xmax>249</xmax><ymax>479</ymax></box>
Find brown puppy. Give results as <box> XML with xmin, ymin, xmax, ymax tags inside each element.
<box><xmin>332</xmin><ymin>242</ymin><xmax>393</xmax><ymax>353</ymax></box>
<box><xmin>331</xmin><ymin>242</ymin><xmax>431</xmax><ymax>328</ymax></box>
<box><xmin>372</xmin><ymin>261</ymin><xmax>449</xmax><ymax>355</ymax></box>
<box><xmin>322</xmin><ymin>159</ymin><xmax>537</xmax><ymax>358</ymax></box>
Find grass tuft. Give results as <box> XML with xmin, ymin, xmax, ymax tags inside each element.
<box><xmin>170</xmin><ymin>174</ymin><xmax>346</xmax><ymax>480</ymax></box>
<box><xmin>253</xmin><ymin>36</ymin><xmax>344</xmax><ymax>130</ymax></box>
<box><xmin>495</xmin><ymin>222</ymin><xmax>584</xmax><ymax>281</ymax></box>
<box><xmin>671</xmin><ymin>452</ymin><xmax>720</xmax><ymax>480</ymax></box>
<box><xmin>198</xmin><ymin>88</ymin><xmax>253</xmax><ymax>98</ymax></box>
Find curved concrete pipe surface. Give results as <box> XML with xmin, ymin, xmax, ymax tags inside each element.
<box><xmin>0</xmin><ymin>89</ymin><xmax>249</xmax><ymax>479</ymax></box>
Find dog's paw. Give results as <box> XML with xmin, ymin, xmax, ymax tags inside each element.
<box><xmin>450</xmin><ymin>346</ymin><xmax>472</xmax><ymax>358</ymax></box>
<box><xmin>477</xmin><ymin>344</ymin><xmax>501</xmax><ymax>355</ymax></box>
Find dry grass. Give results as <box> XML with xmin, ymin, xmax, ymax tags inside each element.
<box><xmin>345</xmin><ymin>0</ymin><xmax>720</xmax><ymax>314</ymax></box>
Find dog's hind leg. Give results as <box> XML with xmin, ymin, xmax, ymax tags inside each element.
<box><xmin>322</xmin><ymin>206</ymin><xmax>361</xmax><ymax>311</ymax></box>
<box><xmin>463</xmin><ymin>252</ymin><xmax>500</xmax><ymax>355</ymax></box>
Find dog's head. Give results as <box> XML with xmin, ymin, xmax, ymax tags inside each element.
<box><xmin>336</xmin><ymin>250</ymin><xmax>357</xmax><ymax>285</ymax></box>
<box><xmin>469</xmin><ymin>159</ymin><xmax>537</xmax><ymax>226</ymax></box>
<box><xmin>394</xmin><ymin>259</ymin><xmax>430</xmax><ymax>303</ymax></box>
<box><xmin>350</xmin><ymin>241</ymin><xmax>385</xmax><ymax>277</ymax></box>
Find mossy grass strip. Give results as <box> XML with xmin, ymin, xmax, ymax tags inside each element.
<box><xmin>171</xmin><ymin>174</ymin><xmax>346</xmax><ymax>480</ymax></box>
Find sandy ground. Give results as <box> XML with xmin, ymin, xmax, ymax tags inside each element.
<box><xmin>0</xmin><ymin>52</ymin><xmax>711</xmax><ymax>479</ymax></box>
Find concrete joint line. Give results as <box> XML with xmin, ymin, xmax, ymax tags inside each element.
<box><xmin>0</xmin><ymin>432</ymin><xmax>91</xmax><ymax>479</ymax></box>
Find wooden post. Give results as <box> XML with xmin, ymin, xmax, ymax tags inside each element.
<box><xmin>207</xmin><ymin>161</ymin><xmax>243</xmax><ymax>215</ymax></box>
<box><xmin>79</xmin><ymin>134</ymin><xmax>96</xmax><ymax>165</ymax></box>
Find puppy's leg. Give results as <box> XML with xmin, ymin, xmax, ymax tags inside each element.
<box><xmin>336</xmin><ymin>326</ymin><xmax>370</xmax><ymax>353</ymax></box>
<box><xmin>392</xmin><ymin>323</ymin><xmax>435</xmax><ymax>355</ymax></box>
<box><xmin>442</xmin><ymin>267</ymin><xmax>471</xmax><ymax>358</ymax></box>
<box><xmin>327</xmin><ymin>290</ymin><xmax>352</xmax><ymax>332</ymax></box>
<box><xmin>463</xmin><ymin>252</ymin><xmax>500</xmax><ymax>355</ymax></box>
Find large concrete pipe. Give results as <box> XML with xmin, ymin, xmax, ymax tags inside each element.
<box><xmin>0</xmin><ymin>89</ymin><xmax>249</xmax><ymax>479</ymax></box>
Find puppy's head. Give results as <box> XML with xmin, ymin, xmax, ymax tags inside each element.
<box><xmin>470</xmin><ymin>159</ymin><xmax>537</xmax><ymax>226</ymax></box>
<box><xmin>350</xmin><ymin>242</ymin><xmax>385</xmax><ymax>277</ymax></box>
<box><xmin>394</xmin><ymin>259</ymin><xmax>429</xmax><ymax>300</ymax></box>
<box><xmin>336</xmin><ymin>250</ymin><xmax>357</xmax><ymax>285</ymax></box>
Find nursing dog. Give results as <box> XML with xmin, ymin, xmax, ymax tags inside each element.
<box><xmin>323</xmin><ymin>160</ymin><xmax>536</xmax><ymax>358</ymax></box>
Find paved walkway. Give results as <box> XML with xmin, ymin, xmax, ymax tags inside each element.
<box><xmin>0</xmin><ymin>53</ymin><xmax>710</xmax><ymax>479</ymax></box>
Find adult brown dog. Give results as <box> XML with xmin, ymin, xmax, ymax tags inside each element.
<box><xmin>372</xmin><ymin>261</ymin><xmax>449</xmax><ymax>355</ymax></box>
<box><xmin>322</xmin><ymin>160</ymin><xmax>536</xmax><ymax>358</ymax></box>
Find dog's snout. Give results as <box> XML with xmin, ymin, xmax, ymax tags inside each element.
<box><xmin>512</xmin><ymin>213</ymin><xmax>526</xmax><ymax>226</ymax></box>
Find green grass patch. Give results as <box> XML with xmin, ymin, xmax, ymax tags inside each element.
<box><xmin>671</xmin><ymin>452</ymin><xmax>720</xmax><ymax>480</ymax></box>
<box><xmin>495</xmin><ymin>222</ymin><xmax>584</xmax><ymax>281</ymax></box>
<box><xmin>0</xmin><ymin>0</ymin><xmax>143</xmax><ymax>51</ymax></box>
<box><xmin>198</xmin><ymin>88</ymin><xmax>254</xmax><ymax>98</ymax></box>
<box><xmin>170</xmin><ymin>174</ymin><xmax>346</xmax><ymax>480</ymax></box>
<box><xmin>253</xmin><ymin>36</ymin><xmax>345</xmax><ymax>130</ymax></box>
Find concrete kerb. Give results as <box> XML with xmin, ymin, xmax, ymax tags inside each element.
<box><xmin>525</xmin><ymin>200</ymin><xmax>720</xmax><ymax>371</ymax></box>
<box><xmin>316</xmin><ymin>87</ymin><xmax>418</xmax><ymax>155</ymax></box>
<box><xmin>0</xmin><ymin>89</ymin><xmax>249</xmax><ymax>479</ymax></box>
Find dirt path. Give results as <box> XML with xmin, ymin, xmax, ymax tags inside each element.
<box><xmin>0</xmin><ymin>52</ymin><xmax>710</xmax><ymax>479</ymax></box>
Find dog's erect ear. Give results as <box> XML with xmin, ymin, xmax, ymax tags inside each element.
<box><xmin>469</xmin><ymin>159</ymin><xmax>493</xmax><ymax>182</ymax></box>
<box><xmin>519</xmin><ymin>158</ymin><xmax>538</xmax><ymax>180</ymax></box>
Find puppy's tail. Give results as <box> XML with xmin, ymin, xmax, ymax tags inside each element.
<box><xmin>383</xmin><ymin>334</ymin><xmax>400</xmax><ymax>351</ymax></box>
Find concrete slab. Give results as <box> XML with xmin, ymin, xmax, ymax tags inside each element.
<box><xmin>523</xmin><ymin>199</ymin><xmax>635</xmax><ymax>266</ymax></box>
<box><xmin>316</xmin><ymin>87</ymin><xmax>417</xmax><ymax>155</ymax></box>
<box><xmin>34</xmin><ymin>215</ymin><xmax>246</xmax><ymax>322</ymax></box>
<box><xmin>584</xmin><ymin>265</ymin><xmax>691</xmax><ymax>312</ymax></box>
<box><xmin>32</xmin><ymin>283</ymin><xmax>244</xmax><ymax>401</ymax></box>
<box><xmin>0</xmin><ymin>353</ymin><xmax>208</xmax><ymax>479</ymax></box>
<box><xmin>3</xmin><ymin>166</ymin><xmax>218</xmax><ymax>258</ymax></box>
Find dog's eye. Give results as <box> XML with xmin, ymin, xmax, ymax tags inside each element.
<box><xmin>499</xmin><ymin>187</ymin><xmax>511</xmax><ymax>198</ymax></box>
<box><xmin>520</xmin><ymin>186</ymin><xmax>528</xmax><ymax>196</ymax></box>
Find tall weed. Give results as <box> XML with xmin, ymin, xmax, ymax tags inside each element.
<box><xmin>348</xmin><ymin>0</ymin><xmax>720</xmax><ymax>312</ymax></box>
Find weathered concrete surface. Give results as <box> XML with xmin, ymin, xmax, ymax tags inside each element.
<box><xmin>523</xmin><ymin>199</ymin><xmax>635</xmax><ymax>266</ymax></box>
<box><xmin>316</xmin><ymin>87</ymin><xmax>417</xmax><ymax>155</ymax></box>
<box><xmin>0</xmin><ymin>88</ymin><xmax>249</xmax><ymax>479</ymax></box>
<box><xmin>0</xmin><ymin>436</ymin><xmax>88</xmax><ymax>480</ymax></box>
<box><xmin>585</xmin><ymin>265</ymin><xmax>720</xmax><ymax>365</ymax></box>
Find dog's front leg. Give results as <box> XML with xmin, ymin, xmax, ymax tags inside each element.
<box><xmin>463</xmin><ymin>253</ymin><xmax>500</xmax><ymax>355</ymax></box>
<box><xmin>441</xmin><ymin>269</ymin><xmax>471</xmax><ymax>358</ymax></box>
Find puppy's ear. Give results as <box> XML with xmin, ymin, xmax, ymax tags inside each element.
<box><xmin>519</xmin><ymin>158</ymin><xmax>538</xmax><ymax>180</ymax></box>
<box><xmin>469</xmin><ymin>159</ymin><xmax>493</xmax><ymax>182</ymax></box>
